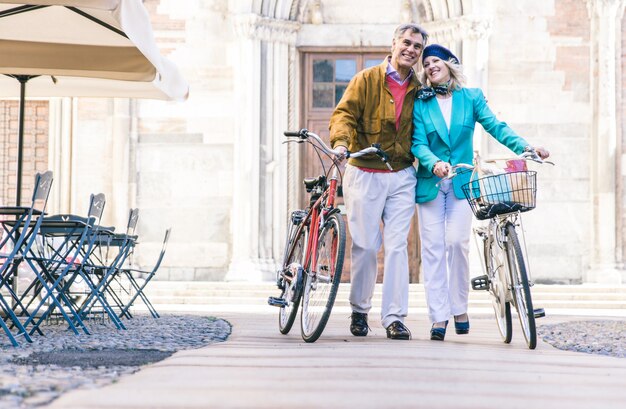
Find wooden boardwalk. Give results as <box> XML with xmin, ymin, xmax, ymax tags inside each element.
<box><xmin>48</xmin><ymin>299</ymin><xmax>626</xmax><ymax>409</ymax></box>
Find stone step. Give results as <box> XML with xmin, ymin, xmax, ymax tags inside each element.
<box><xmin>146</xmin><ymin>282</ymin><xmax>626</xmax><ymax>294</ymax></box>
<box><xmin>144</xmin><ymin>289</ymin><xmax>626</xmax><ymax>301</ymax></box>
<box><xmin>142</xmin><ymin>295</ymin><xmax>626</xmax><ymax>309</ymax></box>
<box><xmin>131</xmin><ymin>282</ymin><xmax>626</xmax><ymax>310</ymax></box>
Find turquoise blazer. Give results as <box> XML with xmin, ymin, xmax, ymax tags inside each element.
<box><xmin>411</xmin><ymin>88</ymin><xmax>529</xmax><ymax>203</ymax></box>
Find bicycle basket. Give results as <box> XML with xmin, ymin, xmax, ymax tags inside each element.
<box><xmin>461</xmin><ymin>171</ymin><xmax>537</xmax><ymax>220</ymax></box>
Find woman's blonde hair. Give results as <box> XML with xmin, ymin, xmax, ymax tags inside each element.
<box><xmin>421</xmin><ymin>59</ymin><xmax>467</xmax><ymax>91</ymax></box>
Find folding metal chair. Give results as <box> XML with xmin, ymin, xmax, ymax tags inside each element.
<box><xmin>0</xmin><ymin>171</ymin><xmax>53</xmax><ymax>346</ymax></box>
<box><xmin>120</xmin><ymin>228</ymin><xmax>171</xmax><ymax>319</ymax></box>
<box><xmin>75</xmin><ymin>208</ymin><xmax>139</xmax><ymax>325</ymax></box>
<box><xmin>21</xmin><ymin>193</ymin><xmax>111</xmax><ymax>335</ymax></box>
<box><xmin>91</xmin><ymin>208</ymin><xmax>140</xmax><ymax>320</ymax></box>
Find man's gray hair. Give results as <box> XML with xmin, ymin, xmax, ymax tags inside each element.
<box><xmin>394</xmin><ymin>23</ymin><xmax>429</xmax><ymax>44</ymax></box>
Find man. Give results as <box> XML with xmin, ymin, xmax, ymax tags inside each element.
<box><xmin>329</xmin><ymin>23</ymin><xmax>427</xmax><ymax>340</ymax></box>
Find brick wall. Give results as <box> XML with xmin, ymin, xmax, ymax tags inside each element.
<box><xmin>0</xmin><ymin>101</ymin><xmax>49</xmax><ymax>206</ymax></box>
<box><xmin>548</xmin><ymin>0</ymin><xmax>590</xmax><ymax>99</ymax></box>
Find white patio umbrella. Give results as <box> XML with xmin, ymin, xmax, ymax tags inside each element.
<box><xmin>0</xmin><ymin>0</ymin><xmax>189</xmax><ymax>204</ymax></box>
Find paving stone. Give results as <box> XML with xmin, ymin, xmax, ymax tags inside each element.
<box><xmin>0</xmin><ymin>314</ymin><xmax>230</xmax><ymax>409</ymax></box>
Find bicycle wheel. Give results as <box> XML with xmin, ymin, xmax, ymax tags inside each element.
<box><xmin>300</xmin><ymin>213</ymin><xmax>345</xmax><ymax>343</ymax></box>
<box><xmin>485</xmin><ymin>236</ymin><xmax>512</xmax><ymax>343</ymax></box>
<box><xmin>278</xmin><ymin>225</ymin><xmax>307</xmax><ymax>334</ymax></box>
<box><xmin>505</xmin><ymin>222</ymin><xmax>537</xmax><ymax>349</ymax></box>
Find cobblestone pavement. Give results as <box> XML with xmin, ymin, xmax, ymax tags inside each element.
<box><xmin>0</xmin><ymin>314</ymin><xmax>231</xmax><ymax>408</ymax></box>
<box><xmin>538</xmin><ymin>319</ymin><xmax>626</xmax><ymax>358</ymax></box>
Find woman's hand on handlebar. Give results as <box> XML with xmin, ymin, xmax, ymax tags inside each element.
<box><xmin>533</xmin><ymin>146</ymin><xmax>550</xmax><ymax>160</ymax></box>
<box><xmin>433</xmin><ymin>161</ymin><xmax>451</xmax><ymax>178</ymax></box>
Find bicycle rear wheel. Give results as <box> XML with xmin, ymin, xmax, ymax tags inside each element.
<box><xmin>505</xmin><ymin>222</ymin><xmax>537</xmax><ymax>349</ymax></box>
<box><xmin>278</xmin><ymin>224</ymin><xmax>307</xmax><ymax>334</ymax></box>
<box><xmin>486</xmin><ymin>236</ymin><xmax>512</xmax><ymax>344</ymax></box>
<box><xmin>300</xmin><ymin>213</ymin><xmax>345</xmax><ymax>343</ymax></box>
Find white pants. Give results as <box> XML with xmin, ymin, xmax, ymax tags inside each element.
<box><xmin>417</xmin><ymin>179</ymin><xmax>473</xmax><ymax>323</ymax></box>
<box><xmin>343</xmin><ymin>165</ymin><xmax>416</xmax><ymax>328</ymax></box>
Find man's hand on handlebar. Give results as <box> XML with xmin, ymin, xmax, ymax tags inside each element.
<box><xmin>334</xmin><ymin>145</ymin><xmax>348</xmax><ymax>160</ymax></box>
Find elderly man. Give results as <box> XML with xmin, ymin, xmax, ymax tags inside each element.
<box><xmin>329</xmin><ymin>23</ymin><xmax>427</xmax><ymax>340</ymax></box>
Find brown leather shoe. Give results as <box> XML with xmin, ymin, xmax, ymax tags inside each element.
<box><xmin>350</xmin><ymin>312</ymin><xmax>369</xmax><ymax>336</ymax></box>
<box><xmin>386</xmin><ymin>320</ymin><xmax>411</xmax><ymax>340</ymax></box>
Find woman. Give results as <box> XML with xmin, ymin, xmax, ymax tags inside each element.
<box><xmin>411</xmin><ymin>44</ymin><xmax>549</xmax><ymax>341</ymax></box>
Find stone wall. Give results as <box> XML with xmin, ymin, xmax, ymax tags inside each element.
<box><xmin>66</xmin><ymin>0</ymin><xmax>235</xmax><ymax>281</ymax></box>
<box><xmin>133</xmin><ymin>0</ymin><xmax>235</xmax><ymax>280</ymax></box>
<box><xmin>485</xmin><ymin>0</ymin><xmax>592</xmax><ymax>283</ymax></box>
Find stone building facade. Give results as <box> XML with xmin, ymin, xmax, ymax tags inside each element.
<box><xmin>0</xmin><ymin>0</ymin><xmax>624</xmax><ymax>284</ymax></box>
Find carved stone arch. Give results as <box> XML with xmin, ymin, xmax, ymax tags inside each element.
<box><xmin>271</xmin><ymin>0</ymin><xmax>296</xmax><ymax>19</ymax></box>
<box><xmin>446</xmin><ymin>0</ymin><xmax>464</xmax><ymax>17</ymax></box>
<box><xmin>292</xmin><ymin>0</ymin><xmax>317</xmax><ymax>24</ymax></box>
<box><xmin>227</xmin><ymin>0</ymin><xmax>490</xmax><ymax>282</ymax></box>
<box><xmin>417</xmin><ymin>0</ymin><xmax>435</xmax><ymax>22</ymax></box>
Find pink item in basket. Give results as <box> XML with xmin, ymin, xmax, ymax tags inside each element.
<box><xmin>505</xmin><ymin>159</ymin><xmax>527</xmax><ymax>172</ymax></box>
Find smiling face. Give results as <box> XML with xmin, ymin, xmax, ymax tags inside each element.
<box><xmin>423</xmin><ymin>56</ymin><xmax>451</xmax><ymax>85</ymax></box>
<box><xmin>390</xmin><ymin>30</ymin><xmax>424</xmax><ymax>77</ymax></box>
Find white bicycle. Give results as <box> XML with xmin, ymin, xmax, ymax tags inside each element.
<box><xmin>447</xmin><ymin>150</ymin><xmax>553</xmax><ymax>349</ymax></box>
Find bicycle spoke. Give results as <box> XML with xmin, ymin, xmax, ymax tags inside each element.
<box><xmin>277</xmin><ymin>217</ymin><xmax>307</xmax><ymax>335</ymax></box>
<box><xmin>505</xmin><ymin>222</ymin><xmax>537</xmax><ymax>349</ymax></box>
<box><xmin>487</xmin><ymin>236</ymin><xmax>513</xmax><ymax>343</ymax></box>
<box><xmin>300</xmin><ymin>213</ymin><xmax>345</xmax><ymax>343</ymax></box>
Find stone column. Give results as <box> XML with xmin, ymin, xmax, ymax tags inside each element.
<box><xmin>585</xmin><ymin>0</ymin><xmax>626</xmax><ymax>283</ymax></box>
<box><xmin>460</xmin><ymin>17</ymin><xmax>492</xmax><ymax>153</ymax></box>
<box><xmin>422</xmin><ymin>16</ymin><xmax>492</xmax><ymax>151</ymax></box>
<box><xmin>225</xmin><ymin>14</ymin><xmax>300</xmax><ymax>281</ymax></box>
<box><xmin>47</xmin><ymin>98</ymin><xmax>74</xmax><ymax>214</ymax></box>
<box><xmin>225</xmin><ymin>14</ymin><xmax>262</xmax><ymax>281</ymax></box>
<box><xmin>110</xmin><ymin>98</ymin><xmax>132</xmax><ymax>228</ymax></box>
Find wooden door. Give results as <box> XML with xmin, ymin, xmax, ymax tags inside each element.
<box><xmin>301</xmin><ymin>52</ymin><xmax>422</xmax><ymax>283</ymax></box>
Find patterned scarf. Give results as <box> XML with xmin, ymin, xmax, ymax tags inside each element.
<box><xmin>416</xmin><ymin>83</ymin><xmax>450</xmax><ymax>100</ymax></box>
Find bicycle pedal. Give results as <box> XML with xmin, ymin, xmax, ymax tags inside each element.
<box><xmin>267</xmin><ymin>297</ymin><xmax>288</xmax><ymax>308</ymax></box>
<box><xmin>471</xmin><ymin>275</ymin><xmax>489</xmax><ymax>291</ymax></box>
<box><xmin>534</xmin><ymin>308</ymin><xmax>546</xmax><ymax>318</ymax></box>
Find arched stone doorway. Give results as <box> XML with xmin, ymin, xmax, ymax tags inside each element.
<box><xmin>225</xmin><ymin>0</ymin><xmax>492</xmax><ymax>281</ymax></box>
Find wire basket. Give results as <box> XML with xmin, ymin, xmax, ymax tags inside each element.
<box><xmin>461</xmin><ymin>171</ymin><xmax>537</xmax><ymax>220</ymax></box>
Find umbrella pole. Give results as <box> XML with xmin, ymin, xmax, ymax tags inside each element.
<box><xmin>15</xmin><ymin>76</ymin><xmax>27</xmax><ymax>206</ymax></box>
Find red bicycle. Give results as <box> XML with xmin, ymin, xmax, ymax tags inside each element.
<box><xmin>268</xmin><ymin>129</ymin><xmax>391</xmax><ymax>342</ymax></box>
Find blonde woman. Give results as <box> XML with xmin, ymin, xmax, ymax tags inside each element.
<box><xmin>411</xmin><ymin>44</ymin><xmax>549</xmax><ymax>341</ymax></box>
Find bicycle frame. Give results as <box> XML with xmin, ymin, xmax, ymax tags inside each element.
<box><xmin>475</xmin><ymin>213</ymin><xmax>517</xmax><ymax>291</ymax></box>
<box><xmin>479</xmin><ymin>212</ymin><xmax>532</xmax><ymax>281</ymax></box>
<box><xmin>286</xmin><ymin>166</ymin><xmax>340</xmax><ymax>280</ymax></box>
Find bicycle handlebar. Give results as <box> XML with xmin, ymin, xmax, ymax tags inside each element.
<box><xmin>442</xmin><ymin>150</ymin><xmax>555</xmax><ymax>182</ymax></box>
<box><xmin>483</xmin><ymin>149</ymin><xmax>555</xmax><ymax>166</ymax></box>
<box><xmin>284</xmin><ymin>128</ymin><xmax>393</xmax><ymax>170</ymax></box>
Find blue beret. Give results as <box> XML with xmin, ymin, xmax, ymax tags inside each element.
<box><xmin>422</xmin><ymin>44</ymin><xmax>460</xmax><ymax>65</ymax></box>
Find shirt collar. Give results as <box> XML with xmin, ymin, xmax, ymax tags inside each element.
<box><xmin>386</xmin><ymin>57</ymin><xmax>413</xmax><ymax>85</ymax></box>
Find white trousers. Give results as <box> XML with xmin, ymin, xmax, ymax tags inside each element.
<box><xmin>417</xmin><ymin>179</ymin><xmax>473</xmax><ymax>323</ymax></box>
<box><xmin>343</xmin><ymin>165</ymin><xmax>416</xmax><ymax>328</ymax></box>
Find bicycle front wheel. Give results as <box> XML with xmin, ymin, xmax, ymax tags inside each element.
<box><xmin>486</xmin><ymin>237</ymin><xmax>512</xmax><ymax>344</ymax></box>
<box><xmin>300</xmin><ymin>213</ymin><xmax>345</xmax><ymax>343</ymax></box>
<box><xmin>505</xmin><ymin>222</ymin><xmax>537</xmax><ymax>349</ymax></box>
<box><xmin>278</xmin><ymin>225</ymin><xmax>307</xmax><ymax>334</ymax></box>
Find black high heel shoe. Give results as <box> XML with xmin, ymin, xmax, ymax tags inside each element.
<box><xmin>454</xmin><ymin>315</ymin><xmax>470</xmax><ymax>335</ymax></box>
<box><xmin>430</xmin><ymin>321</ymin><xmax>448</xmax><ymax>341</ymax></box>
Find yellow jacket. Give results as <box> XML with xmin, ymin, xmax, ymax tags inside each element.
<box><xmin>329</xmin><ymin>58</ymin><xmax>419</xmax><ymax>170</ymax></box>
